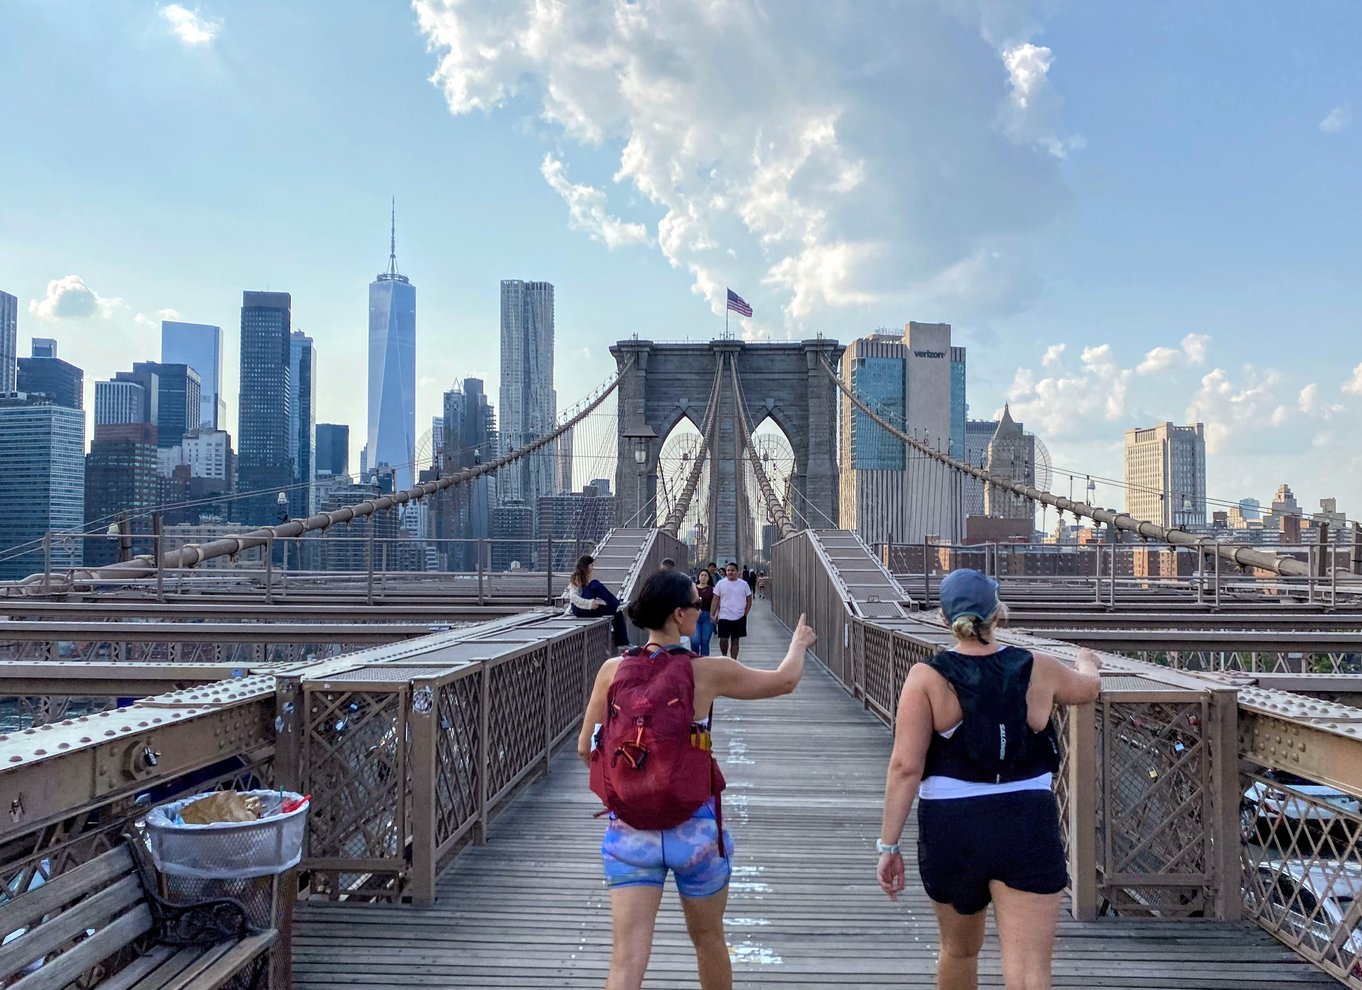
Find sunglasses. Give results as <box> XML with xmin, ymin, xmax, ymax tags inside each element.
<box><xmin>680</xmin><ymin>600</ymin><xmax>704</xmax><ymax>611</ymax></box>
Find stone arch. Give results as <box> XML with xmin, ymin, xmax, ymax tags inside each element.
<box><xmin>611</xmin><ymin>338</ymin><xmax>844</xmax><ymax>563</ymax></box>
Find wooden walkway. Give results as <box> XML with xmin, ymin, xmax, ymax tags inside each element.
<box><xmin>293</xmin><ymin>600</ymin><xmax>1336</xmax><ymax>988</ymax></box>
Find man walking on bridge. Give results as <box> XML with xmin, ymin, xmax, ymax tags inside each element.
<box><xmin>712</xmin><ymin>562</ymin><xmax>753</xmax><ymax>659</ymax></box>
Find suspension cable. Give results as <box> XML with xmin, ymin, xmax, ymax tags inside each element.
<box><xmin>660</xmin><ymin>357</ymin><xmax>725</xmax><ymax>538</ymax></box>
<box><xmin>819</xmin><ymin>355</ymin><xmax>1316</xmax><ymax>579</ymax></box>
<box><xmin>729</xmin><ymin>355</ymin><xmax>796</xmax><ymax>540</ymax></box>
<box><xmin>8</xmin><ymin>361</ymin><xmax>633</xmax><ymax>592</ymax></box>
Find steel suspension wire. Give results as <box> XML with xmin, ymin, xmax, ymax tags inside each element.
<box><xmin>818</xmin><ymin>355</ymin><xmax>1318</xmax><ymax>579</ymax></box>
<box><xmin>10</xmin><ymin>361</ymin><xmax>634</xmax><ymax>593</ymax></box>
<box><xmin>660</xmin><ymin>357</ymin><xmax>725</xmax><ymax>538</ymax></box>
<box><xmin>728</xmin><ymin>354</ymin><xmax>797</xmax><ymax>540</ymax></box>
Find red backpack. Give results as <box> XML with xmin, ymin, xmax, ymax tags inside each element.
<box><xmin>589</xmin><ymin>645</ymin><xmax>726</xmax><ymax>848</ymax></box>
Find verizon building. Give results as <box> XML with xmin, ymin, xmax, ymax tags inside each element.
<box><xmin>838</xmin><ymin>322</ymin><xmax>966</xmax><ymax>545</ymax></box>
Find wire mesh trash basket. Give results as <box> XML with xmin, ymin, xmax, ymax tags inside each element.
<box><xmin>145</xmin><ymin>790</ymin><xmax>309</xmax><ymax>879</ymax></box>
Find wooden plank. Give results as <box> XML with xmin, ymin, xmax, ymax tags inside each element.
<box><xmin>0</xmin><ymin>846</ymin><xmax>135</xmax><ymax>936</ymax></box>
<box><xmin>0</xmin><ymin>874</ymin><xmax>143</xmax><ymax>978</ymax></box>
<box><xmin>292</xmin><ymin>599</ymin><xmax>1338</xmax><ymax>989</ymax></box>
<box><xmin>9</xmin><ymin>904</ymin><xmax>152</xmax><ymax>990</ymax></box>
<box><xmin>159</xmin><ymin>933</ymin><xmax>276</xmax><ymax>990</ymax></box>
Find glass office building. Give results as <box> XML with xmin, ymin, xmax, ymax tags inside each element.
<box><xmin>0</xmin><ymin>396</ymin><xmax>86</xmax><ymax>580</ymax></box>
<box><xmin>237</xmin><ymin>291</ymin><xmax>293</xmax><ymax>526</ymax></box>
<box><xmin>368</xmin><ymin>218</ymin><xmax>416</xmax><ymax>492</ymax></box>
<box><xmin>289</xmin><ymin>331</ymin><xmax>317</xmax><ymax>519</ymax></box>
<box><xmin>162</xmin><ymin>321</ymin><xmax>224</xmax><ymax>430</ymax></box>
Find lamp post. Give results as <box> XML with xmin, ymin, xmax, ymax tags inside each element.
<box><xmin>623</xmin><ymin>424</ymin><xmax>658</xmax><ymax>526</ymax></box>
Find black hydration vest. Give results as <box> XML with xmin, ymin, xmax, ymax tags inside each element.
<box><xmin>922</xmin><ymin>647</ymin><xmax>1061</xmax><ymax>784</ymax></box>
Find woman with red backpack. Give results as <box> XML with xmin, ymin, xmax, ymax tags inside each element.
<box><xmin>876</xmin><ymin>568</ymin><xmax>1102</xmax><ymax>990</ymax></box>
<box><xmin>578</xmin><ymin>567</ymin><xmax>816</xmax><ymax>990</ymax></box>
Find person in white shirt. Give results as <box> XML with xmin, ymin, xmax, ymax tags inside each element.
<box><xmin>711</xmin><ymin>561</ymin><xmax>754</xmax><ymax>659</ymax></box>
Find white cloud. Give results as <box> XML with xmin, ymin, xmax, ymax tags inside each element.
<box><xmin>28</xmin><ymin>275</ymin><xmax>122</xmax><ymax>320</ymax></box>
<box><xmin>1344</xmin><ymin>363</ymin><xmax>1362</xmax><ymax>396</ymax></box>
<box><xmin>1136</xmin><ymin>346</ymin><xmax>1179</xmax><ymax>376</ymax></box>
<box><xmin>133</xmin><ymin>307</ymin><xmax>184</xmax><ymax>329</ymax></box>
<box><xmin>159</xmin><ymin>4</ymin><xmax>221</xmax><ymax>46</ymax></box>
<box><xmin>1320</xmin><ymin>106</ymin><xmax>1350</xmax><ymax>134</ymax></box>
<box><xmin>1005</xmin><ymin>342</ymin><xmax>1132</xmax><ymax>438</ymax></box>
<box><xmin>1181</xmin><ymin>332</ymin><xmax>1211</xmax><ymax>364</ymax></box>
<box><xmin>998</xmin><ymin>42</ymin><xmax>1083</xmax><ymax>158</ymax></box>
<box><xmin>413</xmin><ymin>0</ymin><xmax>1070</xmax><ymax>328</ymax></box>
<box><xmin>1185</xmin><ymin>366</ymin><xmax>1289</xmax><ymax>453</ymax></box>
<box><xmin>1040</xmin><ymin>342</ymin><xmax>1065</xmax><ymax>368</ymax></box>
<box><xmin>540</xmin><ymin>154</ymin><xmax>650</xmax><ymax>249</ymax></box>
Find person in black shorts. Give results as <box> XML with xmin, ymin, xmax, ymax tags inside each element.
<box><xmin>711</xmin><ymin>562</ymin><xmax>753</xmax><ymax>659</ymax></box>
<box><xmin>876</xmin><ymin>568</ymin><xmax>1102</xmax><ymax>990</ymax></box>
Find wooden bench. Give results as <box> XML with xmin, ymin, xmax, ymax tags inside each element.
<box><xmin>0</xmin><ymin>842</ymin><xmax>277</xmax><ymax>990</ymax></box>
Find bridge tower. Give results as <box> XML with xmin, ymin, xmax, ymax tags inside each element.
<box><xmin>611</xmin><ymin>337</ymin><xmax>843</xmax><ymax>563</ymax></box>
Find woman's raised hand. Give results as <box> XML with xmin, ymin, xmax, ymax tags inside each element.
<box><xmin>791</xmin><ymin>613</ymin><xmax>816</xmax><ymax>651</ymax></box>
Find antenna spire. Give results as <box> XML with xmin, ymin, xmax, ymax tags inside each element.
<box><xmin>388</xmin><ymin>196</ymin><xmax>398</xmax><ymax>276</ymax></box>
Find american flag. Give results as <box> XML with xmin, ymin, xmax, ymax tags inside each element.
<box><xmin>726</xmin><ymin>288</ymin><xmax>753</xmax><ymax>318</ymax></box>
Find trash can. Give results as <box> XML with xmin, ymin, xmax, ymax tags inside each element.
<box><xmin>143</xmin><ymin>790</ymin><xmax>309</xmax><ymax>989</ymax></box>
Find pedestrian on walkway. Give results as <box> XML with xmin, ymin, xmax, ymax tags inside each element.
<box><xmin>563</xmin><ymin>554</ymin><xmax>631</xmax><ymax>648</ymax></box>
<box><xmin>876</xmin><ymin>568</ymin><xmax>1101</xmax><ymax>990</ymax></box>
<box><xmin>693</xmin><ymin>567</ymin><xmax>716</xmax><ymax>656</ymax></box>
<box><xmin>711</xmin><ymin>562</ymin><xmax>753</xmax><ymax>660</ymax></box>
<box><xmin>579</xmin><ymin>567</ymin><xmax>816</xmax><ymax>990</ymax></box>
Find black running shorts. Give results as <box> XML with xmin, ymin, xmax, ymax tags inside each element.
<box><xmin>715</xmin><ymin>617</ymin><xmax>747</xmax><ymax>640</ymax></box>
<box><xmin>916</xmin><ymin>789</ymin><xmax>1068</xmax><ymax>915</ymax></box>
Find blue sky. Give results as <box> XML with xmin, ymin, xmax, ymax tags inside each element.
<box><xmin>2</xmin><ymin>1</ymin><xmax>1359</xmax><ymax>518</ymax></box>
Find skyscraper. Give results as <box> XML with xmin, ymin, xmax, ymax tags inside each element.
<box><xmin>84</xmin><ymin>422</ymin><xmax>159</xmax><ymax>566</ymax></box>
<box><xmin>1123</xmin><ymin>422</ymin><xmax>1207</xmax><ymax>529</ymax></box>
<box><xmin>237</xmin><ymin>291</ymin><xmax>292</xmax><ymax>526</ymax></box>
<box><xmin>315</xmin><ymin>424</ymin><xmax>350</xmax><ymax>479</ymax></box>
<box><xmin>289</xmin><ymin>331</ymin><xmax>317</xmax><ymax>519</ymax></box>
<box><xmin>0</xmin><ymin>290</ymin><xmax>16</xmax><ymax>394</ymax></box>
<box><xmin>499</xmin><ymin>279</ymin><xmax>555</xmax><ymax>509</ymax></box>
<box><xmin>0</xmin><ymin>395</ymin><xmax>85</xmax><ymax>580</ymax></box>
<box><xmin>94</xmin><ymin>380</ymin><xmax>147</xmax><ymax>426</ymax></box>
<box><xmin>439</xmin><ymin>378</ymin><xmax>496</xmax><ymax>570</ymax></box>
<box><xmin>30</xmin><ymin>338</ymin><xmax>57</xmax><ymax>359</ymax></box>
<box><xmin>162</xmin><ymin>321</ymin><xmax>225</xmax><ymax>429</ymax></box>
<box><xmin>838</xmin><ymin>322</ymin><xmax>967</xmax><ymax>544</ymax></box>
<box><xmin>367</xmin><ymin>204</ymin><xmax>417</xmax><ymax>492</ymax></box>
<box><xmin>17</xmin><ymin>354</ymin><xmax>83</xmax><ymax>410</ymax></box>
<box><xmin>114</xmin><ymin>362</ymin><xmax>201</xmax><ymax>449</ymax></box>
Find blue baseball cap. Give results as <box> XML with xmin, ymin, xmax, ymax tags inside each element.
<box><xmin>939</xmin><ymin>569</ymin><xmax>999</xmax><ymax>622</ymax></box>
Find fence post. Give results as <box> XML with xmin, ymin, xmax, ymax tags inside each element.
<box><xmin>922</xmin><ymin>538</ymin><xmax>930</xmax><ymax>606</ymax></box>
<box><xmin>42</xmin><ymin>532</ymin><xmax>51</xmax><ymax>596</ymax></box>
<box><xmin>408</xmin><ymin>675</ymin><xmax>438</xmax><ymax>906</ymax></box>
<box><xmin>265</xmin><ymin>536</ymin><xmax>274</xmax><ymax>604</ymax></box>
<box><xmin>477</xmin><ymin>539</ymin><xmax>486</xmax><ymax>606</ymax></box>
<box><xmin>1207</xmin><ymin>685</ymin><xmax>1242</xmax><ymax>921</ymax></box>
<box><xmin>153</xmin><ymin>513</ymin><xmax>164</xmax><ymax>603</ymax></box>
<box><xmin>1067</xmin><ymin>702</ymin><xmax>1099</xmax><ymax>921</ymax></box>
<box><xmin>477</xmin><ymin>662</ymin><xmax>490</xmax><ymax>844</ymax></box>
<box><xmin>543</xmin><ymin>646</ymin><xmax>554</xmax><ymax>776</ymax></box>
<box><xmin>546</xmin><ymin>537</ymin><xmax>554</xmax><ymax>604</ymax></box>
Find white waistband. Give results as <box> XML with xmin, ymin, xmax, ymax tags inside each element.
<box><xmin>918</xmin><ymin>772</ymin><xmax>1053</xmax><ymax>801</ymax></box>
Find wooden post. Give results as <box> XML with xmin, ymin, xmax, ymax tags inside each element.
<box><xmin>1066</xmin><ymin>701</ymin><xmax>1099</xmax><ymax>921</ymax></box>
<box><xmin>408</xmin><ymin>675</ymin><xmax>438</xmax><ymax>906</ymax></box>
<box><xmin>1207</xmin><ymin>686</ymin><xmax>1243</xmax><ymax>921</ymax></box>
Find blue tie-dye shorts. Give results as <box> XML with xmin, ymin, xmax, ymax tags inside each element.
<box><xmin>601</xmin><ymin>799</ymin><xmax>733</xmax><ymax>898</ymax></box>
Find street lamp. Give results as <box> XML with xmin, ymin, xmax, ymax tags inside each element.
<box><xmin>622</xmin><ymin>423</ymin><xmax>658</xmax><ymax>526</ymax></box>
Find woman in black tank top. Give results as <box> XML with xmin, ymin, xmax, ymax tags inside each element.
<box><xmin>875</xmin><ymin>569</ymin><xmax>1101</xmax><ymax>990</ymax></box>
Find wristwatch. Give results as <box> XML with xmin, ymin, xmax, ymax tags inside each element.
<box><xmin>876</xmin><ymin>839</ymin><xmax>901</xmax><ymax>855</ymax></box>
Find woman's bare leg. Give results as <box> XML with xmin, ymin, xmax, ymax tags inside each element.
<box><xmin>989</xmin><ymin>882</ymin><xmax>1061</xmax><ymax>990</ymax></box>
<box><xmin>680</xmin><ymin>887</ymin><xmax>732</xmax><ymax>990</ymax></box>
<box><xmin>606</xmin><ymin>885</ymin><xmax>664</xmax><ymax>990</ymax></box>
<box><xmin>931</xmin><ymin>900</ymin><xmax>987</xmax><ymax>990</ymax></box>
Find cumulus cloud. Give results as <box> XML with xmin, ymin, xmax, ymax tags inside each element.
<box><xmin>1320</xmin><ymin>106</ymin><xmax>1350</xmax><ymax>134</ymax></box>
<box><xmin>997</xmin><ymin>42</ymin><xmax>1083</xmax><ymax>158</ymax></box>
<box><xmin>1185</xmin><ymin>366</ymin><xmax>1291</xmax><ymax>453</ymax></box>
<box><xmin>159</xmin><ymin>4</ymin><xmax>221</xmax><ymax>46</ymax></box>
<box><xmin>540</xmin><ymin>154</ymin><xmax>649</xmax><ymax>249</ymax></box>
<box><xmin>1005</xmin><ymin>342</ymin><xmax>1133</xmax><ymax>438</ymax></box>
<box><xmin>1040</xmin><ymin>342</ymin><xmax>1065</xmax><ymax>368</ymax></box>
<box><xmin>28</xmin><ymin>275</ymin><xmax>122</xmax><ymax>320</ymax></box>
<box><xmin>1134</xmin><ymin>333</ymin><xmax>1212</xmax><ymax>375</ymax></box>
<box><xmin>1344</xmin><ymin>362</ymin><xmax>1362</xmax><ymax>396</ymax></box>
<box><xmin>412</xmin><ymin>0</ymin><xmax>1070</xmax><ymax>328</ymax></box>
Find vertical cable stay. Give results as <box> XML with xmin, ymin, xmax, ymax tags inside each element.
<box><xmin>728</xmin><ymin>355</ymin><xmax>796</xmax><ymax>541</ymax></box>
<box><xmin>659</xmin><ymin>357</ymin><xmax>725</xmax><ymax>538</ymax></box>
<box><xmin>818</xmin><ymin>355</ymin><xmax>1318</xmax><ymax>579</ymax></box>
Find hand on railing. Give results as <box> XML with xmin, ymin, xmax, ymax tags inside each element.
<box><xmin>1076</xmin><ymin>648</ymin><xmax>1103</xmax><ymax>674</ymax></box>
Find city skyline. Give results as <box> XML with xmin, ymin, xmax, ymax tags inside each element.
<box><xmin>2</xmin><ymin>3</ymin><xmax>1361</xmax><ymax>518</ymax></box>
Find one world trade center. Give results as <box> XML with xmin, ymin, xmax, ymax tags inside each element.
<box><xmin>367</xmin><ymin>202</ymin><xmax>416</xmax><ymax>492</ymax></box>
